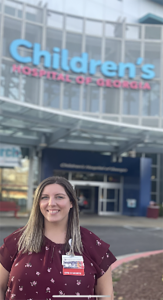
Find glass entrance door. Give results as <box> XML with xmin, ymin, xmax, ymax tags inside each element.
<box><xmin>98</xmin><ymin>185</ymin><xmax>122</xmax><ymax>215</ymax></box>
<box><xmin>75</xmin><ymin>185</ymin><xmax>96</xmax><ymax>213</ymax></box>
<box><xmin>70</xmin><ymin>180</ymin><xmax>123</xmax><ymax>215</ymax></box>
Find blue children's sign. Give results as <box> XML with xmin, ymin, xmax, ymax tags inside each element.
<box><xmin>10</xmin><ymin>39</ymin><xmax>155</xmax><ymax>89</ymax></box>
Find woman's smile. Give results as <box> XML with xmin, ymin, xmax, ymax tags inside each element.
<box><xmin>47</xmin><ymin>209</ymin><xmax>60</xmax><ymax>215</ymax></box>
<box><xmin>40</xmin><ymin>183</ymin><xmax>72</xmax><ymax>224</ymax></box>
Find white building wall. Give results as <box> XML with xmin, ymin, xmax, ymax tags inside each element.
<box><xmin>25</xmin><ymin>0</ymin><xmax>163</xmax><ymax>23</ymax></box>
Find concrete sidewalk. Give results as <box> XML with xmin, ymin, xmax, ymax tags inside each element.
<box><xmin>112</xmin><ymin>249</ymin><xmax>163</xmax><ymax>270</ymax></box>
<box><xmin>0</xmin><ymin>213</ymin><xmax>162</xmax><ymax>228</ymax></box>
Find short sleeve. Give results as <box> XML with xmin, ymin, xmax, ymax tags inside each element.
<box><xmin>80</xmin><ymin>226</ymin><xmax>117</xmax><ymax>279</ymax></box>
<box><xmin>0</xmin><ymin>229</ymin><xmax>21</xmax><ymax>272</ymax></box>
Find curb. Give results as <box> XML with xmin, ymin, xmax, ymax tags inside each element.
<box><xmin>112</xmin><ymin>249</ymin><xmax>163</xmax><ymax>270</ymax></box>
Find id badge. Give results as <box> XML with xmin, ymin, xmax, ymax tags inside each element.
<box><xmin>62</xmin><ymin>255</ymin><xmax>85</xmax><ymax>276</ymax></box>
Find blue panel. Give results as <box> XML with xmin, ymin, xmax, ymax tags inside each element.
<box><xmin>123</xmin><ymin>177</ymin><xmax>140</xmax><ymax>216</ymax></box>
<box><xmin>41</xmin><ymin>148</ymin><xmax>140</xmax><ymax>179</ymax></box>
<box><xmin>41</xmin><ymin>149</ymin><xmax>151</xmax><ymax>216</ymax></box>
<box><xmin>139</xmin><ymin>157</ymin><xmax>152</xmax><ymax>216</ymax></box>
<box><xmin>139</xmin><ymin>13</ymin><xmax>163</xmax><ymax>24</ymax></box>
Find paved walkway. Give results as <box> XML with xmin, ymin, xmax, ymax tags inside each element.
<box><xmin>80</xmin><ymin>214</ymin><xmax>163</xmax><ymax>228</ymax></box>
<box><xmin>0</xmin><ymin>213</ymin><xmax>162</xmax><ymax>228</ymax></box>
<box><xmin>0</xmin><ymin>213</ymin><xmax>162</xmax><ymax>272</ymax></box>
<box><xmin>112</xmin><ymin>249</ymin><xmax>163</xmax><ymax>270</ymax></box>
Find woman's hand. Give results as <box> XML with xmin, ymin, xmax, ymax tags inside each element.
<box><xmin>0</xmin><ymin>263</ymin><xmax>9</xmax><ymax>300</ymax></box>
<box><xmin>95</xmin><ymin>267</ymin><xmax>114</xmax><ymax>300</ymax></box>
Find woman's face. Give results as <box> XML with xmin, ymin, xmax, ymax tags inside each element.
<box><xmin>39</xmin><ymin>183</ymin><xmax>73</xmax><ymax>225</ymax></box>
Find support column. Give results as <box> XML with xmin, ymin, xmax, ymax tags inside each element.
<box><xmin>27</xmin><ymin>148</ymin><xmax>35</xmax><ymax>211</ymax></box>
<box><xmin>38</xmin><ymin>149</ymin><xmax>42</xmax><ymax>183</ymax></box>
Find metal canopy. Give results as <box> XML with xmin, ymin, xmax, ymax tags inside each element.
<box><xmin>0</xmin><ymin>98</ymin><xmax>163</xmax><ymax>154</ymax></box>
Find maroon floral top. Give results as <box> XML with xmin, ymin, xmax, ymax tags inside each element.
<box><xmin>0</xmin><ymin>227</ymin><xmax>116</xmax><ymax>300</ymax></box>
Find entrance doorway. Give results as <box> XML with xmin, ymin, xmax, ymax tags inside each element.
<box><xmin>71</xmin><ymin>181</ymin><xmax>123</xmax><ymax>215</ymax></box>
<box><xmin>98</xmin><ymin>185</ymin><xmax>122</xmax><ymax>215</ymax></box>
<box><xmin>75</xmin><ymin>186</ymin><xmax>95</xmax><ymax>214</ymax></box>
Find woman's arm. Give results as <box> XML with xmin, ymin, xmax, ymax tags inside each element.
<box><xmin>0</xmin><ymin>263</ymin><xmax>9</xmax><ymax>300</ymax></box>
<box><xmin>95</xmin><ymin>267</ymin><xmax>114</xmax><ymax>300</ymax></box>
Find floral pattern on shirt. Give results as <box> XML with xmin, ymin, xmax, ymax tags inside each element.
<box><xmin>0</xmin><ymin>226</ymin><xmax>116</xmax><ymax>300</ymax></box>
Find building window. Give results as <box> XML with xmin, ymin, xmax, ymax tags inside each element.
<box><xmin>63</xmin><ymin>83</ymin><xmax>80</xmax><ymax>111</ymax></box>
<box><xmin>0</xmin><ymin>60</ymin><xmax>20</xmax><ymax>100</ymax></box>
<box><xmin>3</xmin><ymin>17</ymin><xmax>21</xmax><ymax>57</ymax></box>
<box><xmin>0</xmin><ymin>158</ymin><xmax>29</xmax><ymax>211</ymax></box>
<box><xmin>142</xmin><ymin>82</ymin><xmax>160</xmax><ymax>116</ymax></box>
<box><xmin>123</xmin><ymin>90</ymin><xmax>139</xmax><ymax>115</ymax></box>
<box><xmin>103</xmin><ymin>89</ymin><xmax>120</xmax><ymax>114</ymax></box>
<box><xmin>43</xmin><ymin>80</ymin><xmax>60</xmax><ymax>109</ymax></box>
<box><xmin>83</xmin><ymin>85</ymin><xmax>99</xmax><ymax>113</ymax></box>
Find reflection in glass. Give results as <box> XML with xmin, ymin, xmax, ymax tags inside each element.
<box><xmin>105</xmin><ymin>39</ymin><xmax>121</xmax><ymax>65</ymax></box>
<box><xmin>43</xmin><ymin>80</ymin><xmax>60</xmax><ymax>108</ymax></box>
<box><xmin>85</xmin><ymin>20</ymin><xmax>102</xmax><ymax>36</ymax></box>
<box><xmin>21</xmin><ymin>75</ymin><xmax>40</xmax><ymax>105</ymax></box>
<box><xmin>3</xmin><ymin>17</ymin><xmax>21</xmax><ymax>57</ymax></box>
<box><xmin>46</xmin><ymin>28</ymin><xmax>62</xmax><ymax>54</ymax></box>
<box><xmin>142</xmin><ymin>118</ymin><xmax>158</xmax><ymax>127</ymax></box>
<box><xmin>151</xmin><ymin>167</ymin><xmax>157</xmax><ymax>179</ymax></box>
<box><xmin>108</xmin><ymin>189</ymin><xmax>119</xmax><ymax>212</ymax></box>
<box><xmin>144</xmin><ymin>43</ymin><xmax>161</xmax><ymax>78</ymax></box>
<box><xmin>152</xmin><ymin>181</ymin><xmax>156</xmax><ymax>193</ymax></box>
<box><xmin>47</xmin><ymin>11</ymin><xmax>63</xmax><ymax>29</ymax></box>
<box><xmin>145</xmin><ymin>26</ymin><xmax>161</xmax><ymax>40</ymax></box>
<box><xmin>105</xmin><ymin>23</ymin><xmax>122</xmax><ymax>38</ymax></box>
<box><xmin>85</xmin><ymin>36</ymin><xmax>101</xmax><ymax>61</ymax></box>
<box><xmin>66</xmin><ymin>16</ymin><xmax>83</xmax><ymax>33</ymax></box>
<box><xmin>151</xmin><ymin>194</ymin><xmax>156</xmax><ymax>202</ymax></box>
<box><xmin>25</xmin><ymin>6</ymin><xmax>43</xmax><ymax>23</ymax></box>
<box><xmin>66</xmin><ymin>32</ymin><xmax>82</xmax><ymax>58</ymax></box>
<box><xmin>25</xmin><ymin>23</ymin><xmax>42</xmax><ymax>45</ymax></box>
<box><xmin>63</xmin><ymin>83</ymin><xmax>80</xmax><ymax>111</ymax></box>
<box><xmin>107</xmin><ymin>175</ymin><xmax>120</xmax><ymax>182</ymax></box>
<box><xmin>142</xmin><ymin>82</ymin><xmax>160</xmax><ymax>116</ymax></box>
<box><xmin>123</xmin><ymin>90</ymin><xmax>139</xmax><ymax>115</ymax></box>
<box><xmin>125</xmin><ymin>25</ymin><xmax>141</xmax><ymax>39</ymax></box>
<box><xmin>145</xmin><ymin>153</ymin><xmax>157</xmax><ymax>165</ymax></box>
<box><xmin>72</xmin><ymin>172</ymin><xmax>104</xmax><ymax>181</ymax></box>
<box><xmin>0</xmin><ymin>60</ymin><xmax>19</xmax><ymax>100</ymax></box>
<box><xmin>83</xmin><ymin>85</ymin><xmax>99</xmax><ymax>113</ymax></box>
<box><xmin>0</xmin><ymin>158</ymin><xmax>29</xmax><ymax>211</ymax></box>
<box><xmin>5</xmin><ymin>0</ymin><xmax>22</xmax><ymax>18</ymax></box>
<box><xmin>122</xmin><ymin>117</ymin><xmax>139</xmax><ymax>125</ymax></box>
<box><xmin>53</xmin><ymin>170</ymin><xmax>69</xmax><ymax>179</ymax></box>
<box><xmin>103</xmin><ymin>89</ymin><xmax>120</xmax><ymax>114</ymax></box>
<box><xmin>125</xmin><ymin>41</ymin><xmax>141</xmax><ymax>76</ymax></box>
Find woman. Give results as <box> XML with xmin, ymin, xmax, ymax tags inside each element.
<box><xmin>0</xmin><ymin>176</ymin><xmax>116</xmax><ymax>300</ymax></box>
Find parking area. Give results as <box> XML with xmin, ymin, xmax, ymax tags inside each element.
<box><xmin>1</xmin><ymin>225</ymin><xmax>162</xmax><ymax>257</ymax></box>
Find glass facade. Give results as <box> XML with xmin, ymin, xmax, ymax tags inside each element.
<box><xmin>0</xmin><ymin>1</ymin><xmax>162</xmax><ymax>128</ymax></box>
<box><xmin>0</xmin><ymin>158</ymin><xmax>29</xmax><ymax>212</ymax></box>
<box><xmin>0</xmin><ymin>0</ymin><xmax>163</xmax><ymax>207</ymax></box>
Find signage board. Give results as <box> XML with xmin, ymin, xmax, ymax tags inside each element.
<box><xmin>0</xmin><ymin>144</ymin><xmax>22</xmax><ymax>167</ymax></box>
<box><xmin>9</xmin><ymin>39</ymin><xmax>155</xmax><ymax>90</ymax></box>
<box><xmin>126</xmin><ymin>199</ymin><xmax>137</xmax><ymax>208</ymax></box>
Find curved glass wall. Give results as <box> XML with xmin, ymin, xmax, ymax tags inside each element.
<box><xmin>0</xmin><ymin>0</ymin><xmax>162</xmax><ymax>128</ymax></box>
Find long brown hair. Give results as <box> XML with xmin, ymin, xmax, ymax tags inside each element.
<box><xmin>18</xmin><ymin>176</ymin><xmax>83</xmax><ymax>254</ymax></box>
